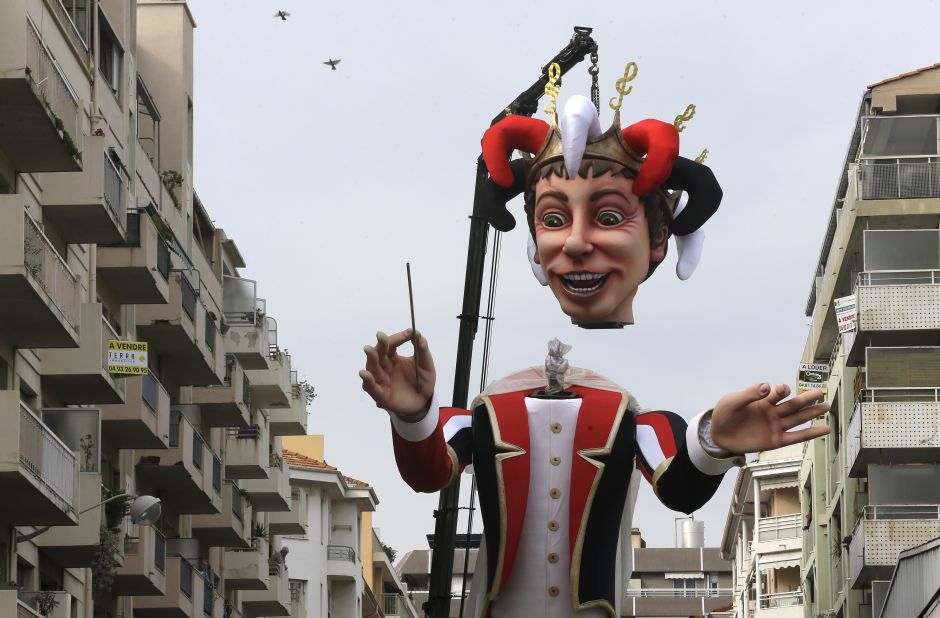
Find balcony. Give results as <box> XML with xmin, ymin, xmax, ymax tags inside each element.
<box><xmin>245</xmin><ymin>349</ymin><xmax>292</xmax><ymax>409</ymax></box>
<box><xmin>624</xmin><ymin>588</ymin><xmax>733</xmax><ymax>618</ymax></box>
<box><xmin>847</xmin><ymin>389</ymin><xmax>940</xmax><ymax>477</ymax></box>
<box><xmin>269</xmin><ymin>374</ymin><xmax>309</xmax><ymax>437</ymax></box>
<box><xmin>326</xmin><ymin>545</ymin><xmax>359</xmax><ymax>581</ymax></box>
<box><xmin>42</xmin><ymin>140</ymin><xmax>127</xmax><ymax>244</ymax></box>
<box><xmin>224</xmin><ymin>537</ymin><xmax>269</xmax><ymax>590</ymax></box>
<box><xmin>40</xmin><ymin>303</ymin><xmax>125</xmax><ymax>405</ymax></box>
<box><xmin>0</xmin><ymin>202</ymin><xmax>80</xmax><ymax>348</ymax></box>
<box><xmin>858</xmin><ymin>159</ymin><xmax>940</xmax><ymax>201</ymax></box>
<box><xmin>33</xmin><ymin>472</ymin><xmax>103</xmax><ymax>566</ymax></box>
<box><xmin>136</xmin><ymin>412</ymin><xmax>221</xmax><ymax>515</ymax></box>
<box><xmin>848</xmin><ymin>504</ymin><xmax>940</xmax><ymax>587</ymax></box>
<box><xmin>755</xmin><ymin>513</ymin><xmax>801</xmax><ymax>553</ymax></box>
<box><xmin>0</xmin><ymin>11</ymin><xmax>83</xmax><ymax>172</ymax></box>
<box><xmin>136</xmin><ymin>270</ymin><xmax>224</xmax><ymax>387</ymax></box>
<box><xmin>191</xmin><ymin>481</ymin><xmax>251</xmax><ymax>548</ymax></box>
<box><xmin>223</xmin><ymin>276</ymin><xmax>268</xmax><ymax>370</ymax></box>
<box><xmin>269</xmin><ymin>488</ymin><xmax>307</xmax><ymax>536</ymax></box>
<box><xmin>97</xmin><ymin>209</ymin><xmax>171</xmax><ymax>305</ymax></box>
<box><xmin>191</xmin><ymin>356</ymin><xmax>250</xmax><ymax>428</ymax></box>
<box><xmin>113</xmin><ymin>525</ymin><xmax>167</xmax><ymax>596</ymax></box>
<box><xmin>133</xmin><ymin>555</ymin><xmax>203</xmax><ymax>617</ymax></box>
<box><xmin>241</xmin><ymin>557</ymin><xmax>290</xmax><ymax>617</ymax></box>
<box><xmin>757</xmin><ymin>591</ymin><xmax>803</xmax><ymax>617</ymax></box>
<box><xmin>0</xmin><ymin>393</ymin><xmax>78</xmax><ymax>525</ymax></box>
<box><xmin>224</xmin><ymin>423</ymin><xmax>268</xmax><ymax>480</ymax></box>
<box><xmin>101</xmin><ymin>372</ymin><xmax>171</xmax><ymax>449</ymax></box>
<box><xmin>14</xmin><ymin>591</ymin><xmax>72</xmax><ymax>618</ymax></box>
<box><xmin>241</xmin><ymin>452</ymin><xmax>290</xmax><ymax>512</ymax></box>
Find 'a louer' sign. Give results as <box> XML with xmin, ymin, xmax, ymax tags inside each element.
<box><xmin>107</xmin><ymin>340</ymin><xmax>149</xmax><ymax>375</ymax></box>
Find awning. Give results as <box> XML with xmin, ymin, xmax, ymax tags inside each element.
<box><xmin>761</xmin><ymin>478</ymin><xmax>800</xmax><ymax>492</ymax></box>
<box><xmin>664</xmin><ymin>572</ymin><xmax>704</xmax><ymax>580</ymax></box>
<box><xmin>758</xmin><ymin>550</ymin><xmax>802</xmax><ymax>572</ymax></box>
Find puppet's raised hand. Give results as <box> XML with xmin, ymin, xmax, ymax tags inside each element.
<box><xmin>710</xmin><ymin>383</ymin><xmax>830</xmax><ymax>454</ymax></box>
<box><xmin>359</xmin><ymin>329</ymin><xmax>436</xmax><ymax>421</ymax></box>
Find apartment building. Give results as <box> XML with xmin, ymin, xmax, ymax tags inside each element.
<box><xmin>799</xmin><ymin>63</ymin><xmax>940</xmax><ymax>618</ymax></box>
<box><xmin>396</xmin><ymin>534</ymin><xmax>480</xmax><ymax>617</ymax></box>
<box><xmin>280</xmin><ymin>436</ymin><xmax>416</xmax><ymax>618</ymax></box>
<box><xmin>720</xmin><ymin>444</ymin><xmax>804</xmax><ymax>618</ymax></box>
<box><xmin>625</xmin><ymin>527</ymin><xmax>733</xmax><ymax>617</ymax></box>
<box><xmin>0</xmin><ymin>1</ymin><xmax>308</xmax><ymax>616</ymax></box>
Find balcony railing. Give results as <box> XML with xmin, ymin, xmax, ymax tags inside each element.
<box><xmin>103</xmin><ymin>154</ymin><xmax>126</xmax><ymax>227</ymax></box>
<box><xmin>383</xmin><ymin>594</ymin><xmax>402</xmax><ymax>615</ymax></box>
<box><xmin>157</xmin><ymin>236</ymin><xmax>171</xmax><ymax>280</ymax></box>
<box><xmin>18</xmin><ymin>403</ymin><xmax>75</xmax><ymax>508</ymax></box>
<box><xmin>193</xmin><ymin>433</ymin><xmax>204</xmax><ymax>469</ymax></box>
<box><xmin>759</xmin><ymin>591</ymin><xmax>803</xmax><ymax>609</ymax></box>
<box><xmin>101</xmin><ymin>316</ymin><xmax>120</xmax><ymax>372</ymax></box>
<box><xmin>859</xmin><ymin>159</ymin><xmax>940</xmax><ymax>200</ymax></box>
<box><xmin>227</xmin><ymin>425</ymin><xmax>261</xmax><ymax>440</ymax></box>
<box><xmin>24</xmin><ymin>213</ymin><xmax>79</xmax><ymax>329</ymax></box>
<box><xmin>861</xmin><ymin>504</ymin><xmax>940</xmax><ymax>521</ymax></box>
<box><xmin>16</xmin><ymin>599</ymin><xmax>42</xmax><ymax>618</ymax></box>
<box><xmin>858</xmin><ymin>269</ymin><xmax>940</xmax><ymax>287</ymax></box>
<box><xmin>212</xmin><ymin>456</ymin><xmax>222</xmax><ymax>493</ymax></box>
<box><xmin>180</xmin><ymin>273</ymin><xmax>197</xmax><ymax>321</ymax></box>
<box><xmin>232</xmin><ymin>485</ymin><xmax>244</xmax><ymax>520</ymax></box>
<box><xmin>155</xmin><ymin>529</ymin><xmax>166</xmax><ymax>572</ymax></box>
<box><xmin>625</xmin><ymin>588</ymin><xmax>732</xmax><ymax>598</ymax></box>
<box><xmin>327</xmin><ymin>545</ymin><xmax>356</xmax><ymax>562</ymax></box>
<box><xmin>25</xmin><ymin>20</ymin><xmax>80</xmax><ymax>156</ymax></box>
<box><xmin>757</xmin><ymin>513</ymin><xmax>801</xmax><ymax>542</ymax></box>
<box><xmin>142</xmin><ymin>372</ymin><xmax>160</xmax><ymax>412</ymax></box>
<box><xmin>857</xmin><ymin>386</ymin><xmax>940</xmax><ymax>404</ymax></box>
<box><xmin>180</xmin><ymin>558</ymin><xmax>194</xmax><ymax>599</ymax></box>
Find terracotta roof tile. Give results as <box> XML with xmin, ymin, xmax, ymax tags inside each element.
<box><xmin>282</xmin><ymin>449</ymin><xmax>371</xmax><ymax>488</ymax></box>
<box><xmin>868</xmin><ymin>62</ymin><xmax>940</xmax><ymax>89</ymax></box>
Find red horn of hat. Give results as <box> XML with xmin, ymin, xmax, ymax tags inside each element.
<box><xmin>621</xmin><ymin>119</ymin><xmax>680</xmax><ymax>196</ymax></box>
<box><xmin>481</xmin><ymin>115</ymin><xmax>550</xmax><ymax>188</ymax></box>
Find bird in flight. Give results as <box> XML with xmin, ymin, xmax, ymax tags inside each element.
<box><xmin>274</xmin><ymin>10</ymin><xmax>290</xmax><ymax>20</ymax></box>
<box><xmin>323</xmin><ymin>59</ymin><xmax>341</xmax><ymax>70</ymax></box>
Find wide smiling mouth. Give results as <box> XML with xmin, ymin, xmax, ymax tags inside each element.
<box><xmin>558</xmin><ymin>271</ymin><xmax>610</xmax><ymax>296</ymax></box>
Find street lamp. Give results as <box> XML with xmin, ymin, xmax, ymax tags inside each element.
<box><xmin>16</xmin><ymin>494</ymin><xmax>162</xmax><ymax>543</ymax></box>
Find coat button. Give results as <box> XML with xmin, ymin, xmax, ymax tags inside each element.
<box><xmin>550</xmin><ymin>422</ymin><xmax>562</xmax><ymax>433</ymax></box>
<box><xmin>548</xmin><ymin>552</ymin><xmax>559</xmax><ymax>564</ymax></box>
<box><xmin>548</xmin><ymin>520</ymin><xmax>559</xmax><ymax>532</ymax></box>
<box><xmin>550</xmin><ymin>455</ymin><xmax>561</xmax><ymax>466</ymax></box>
<box><xmin>548</xmin><ymin>586</ymin><xmax>560</xmax><ymax>597</ymax></box>
<box><xmin>549</xmin><ymin>488</ymin><xmax>561</xmax><ymax>499</ymax></box>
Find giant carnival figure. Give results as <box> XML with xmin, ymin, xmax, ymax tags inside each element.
<box><xmin>360</xmin><ymin>61</ymin><xmax>829</xmax><ymax>617</ymax></box>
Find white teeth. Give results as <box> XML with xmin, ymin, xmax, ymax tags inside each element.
<box><xmin>561</xmin><ymin>272</ymin><xmax>605</xmax><ymax>282</ymax></box>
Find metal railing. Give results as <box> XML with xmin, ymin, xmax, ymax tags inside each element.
<box><xmin>757</xmin><ymin>513</ymin><xmax>801</xmax><ymax>542</ymax></box>
<box><xmin>18</xmin><ymin>402</ymin><xmax>75</xmax><ymax>509</ymax></box>
<box><xmin>212</xmin><ymin>456</ymin><xmax>222</xmax><ymax>494</ymax></box>
<box><xmin>193</xmin><ymin>433</ymin><xmax>204</xmax><ymax>469</ymax></box>
<box><xmin>154</xmin><ymin>529</ymin><xmax>166</xmax><ymax>572</ymax></box>
<box><xmin>23</xmin><ymin>212</ymin><xmax>79</xmax><ymax>329</ymax></box>
<box><xmin>859</xmin><ymin>160</ymin><xmax>940</xmax><ymax>200</ymax></box>
<box><xmin>180</xmin><ymin>558</ymin><xmax>194</xmax><ymax>599</ymax></box>
<box><xmin>231</xmin><ymin>485</ymin><xmax>244</xmax><ymax>520</ymax></box>
<box><xmin>227</xmin><ymin>425</ymin><xmax>261</xmax><ymax>440</ymax></box>
<box><xmin>142</xmin><ymin>372</ymin><xmax>160</xmax><ymax>413</ymax></box>
<box><xmin>25</xmin><ymin>20</ymin><xmax>81</xmax><ymax>157</ymax></box>
<box><xmin>327</xmin><ymin>545</ymin><xmax>356</xmax><ymax>562</ymax></box>
<box><xmin>861</xmin><ymin>504</ymin><xmax>940</xmax><ymax>521</ymax></box>
<box><xmin>625</xmin><ymin>588</ymin><xmax>732</xmax><ymax>598</ymax></box>
<box><xmin>157</xmin><ymin>237</ymin><xmax>171</xmax><ymax>281</ymax></box>
<box><xmin>759</xmin><ymin>591</ymin><xmax>803</xmax><ymax>609</ymax></box>
<box><xmin>179</xmin><ymin>273</ymin><xmax>197</xmax><ymax>321</ymax></box>
<box><xmin>383</xmin><ymin>594</ymin><xmax>402</xmax><ymax>615</ymax></box>
<box><xmin>857</xmin><ymin>386</ymin><xmax>940</xmax><ymax>404</ymax></box>
<box><xmin>203</xmin><ymin>578</ymin><xmax>214</xmax><ymax>615</ymax></box>
<box><xmin>857</xmin><ymin>269</ymin><xmax>940</xmax><ymax>287</ymax></box>
<box><xmin>103</xmin><ymin>154</ymin><xmax>126</xmax><ymax>228</ymax></box>
<box><xmin>205</xmin><ymin>315</ymin><xmax>216</xmax><ymax>352</ymax></box>
<box><xmin>16</xmin><ymin>600</ymin><xmax>42</xmax><ymax>618</ymax></box>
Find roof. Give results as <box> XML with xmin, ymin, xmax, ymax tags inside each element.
<box><xmin>283</xmin><ymin>449</ymin><xmax>371</xmax><ymax>488</ymax></box>
<box><xmin>868</xmin><ymin>62</ymin><xmax>940</xmax><ymax>89</ymax></box>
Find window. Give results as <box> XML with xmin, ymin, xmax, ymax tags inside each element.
<box><xmin>98</xmin><ymin>14</ymin><xmax>123</xmax><ymax>97</ymax></box>
<box><xmin>59</xmin><ymin>0</ymin><xmax>90</xmax><ymax>44</ymax></box>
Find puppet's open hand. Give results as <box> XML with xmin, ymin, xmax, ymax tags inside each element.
<box><xmin>710</xmin><ymin>383</ymin><xmax>830</xmax><ymax>455</ymax></box>
<box><xmin>359</xmin><ymin>329</ymin><xmax>436</xmax><ymax>421</ymax></box>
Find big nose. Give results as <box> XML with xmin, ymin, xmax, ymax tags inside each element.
<box><xmin>563</xmin><ymin>220</ymin><xmax>593</xmax><ymax>258</ymax></box>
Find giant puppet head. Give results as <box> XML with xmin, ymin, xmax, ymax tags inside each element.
<box><xmin>480</xmin><ymin>80</ymin><xmax>723</xmax><ymax>328</ymax></box>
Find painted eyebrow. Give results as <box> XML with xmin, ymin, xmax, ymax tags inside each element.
<box><xmin>589</xmin><ymin>188</ymin><xmax>632</xmax><ymax>202</ymax></box>
<box><xmin>536</xmin><ymin>190</ymin><xmax>568</xmax><ymax>205</ymax></box>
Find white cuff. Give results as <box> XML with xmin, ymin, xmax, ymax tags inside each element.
<box><xmin>686</xmin><ymin>410</ymin><xmax>745</xmax><ymax>476</ymax></box>
<box><xmin>390</xmin><ymin>394</ymin><xmax>440</xmax><ymax>442</ymax></box>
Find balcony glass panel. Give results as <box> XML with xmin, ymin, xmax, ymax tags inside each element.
<box><xmin>212</xmin><ymin>456</ymin><xmax>222</xmax><ymax>493</ymax></box>
<box><xmin>870</xmin><ymin>465</ymin><xmax>940</xmax><ymax>505</ymax></box>
<box><xmin>232</xmin><ymin>485</ymin><xmax>243</xmax><ymax>520</ymax></box>
<box><xmin>863</xmin><ymin>230</ymin><xmax>940</xmax><ymax>272</ymax></box>
<box><xmin>866</xmin><ymin>347</ymin><xmax>940</xmax><ymax>388</ymax></box>
<box><xmin>180</xmin><ymin>559</ymin><xmax>194</xmax><ymax>598</ymax></box>
<box><xmin>223</xmin><ymin>276</ymin><xmax>258</xmax><ymax>325</ymax></box>
<box><xmin>862</xmin><ymin>116</ymin><xmax>938</xmax><ymax>158</ymax></box>
<box><xmin>157</xmin><ymin>237</ymin><xmax>170</xmax><ymax>280</ymax></box>
<box><xmin>40</xmin><ymin>408</ymin><xmax>100</xmax><ymax>473</ymax></box>
<box><xmin>180</xmin><ymin>274</ymin><xmax>197</xmax><ymax>321</ymax></box>
<box><xmin>193</xmin><ymin>433</ymin><xmax>204</xmax><ymax>469</ymax></box>
<box><xmin>154</xmin><ymin>530</ymin><xmax>166</xmax><ymax>572</ymax></box>
<box><xmin>142</xmin><ymin>372</ymin><xmax>159</xmax><ymax>412</ymax></box>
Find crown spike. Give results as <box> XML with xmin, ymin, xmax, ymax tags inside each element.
<box><xmin>608</xmin><ymin>62</ymin><xmax>638</xmax><ymax>112</ymax></box>
<box><xmin>674</xmin><ymin>104</ymin><xmax>696</xmax><ymax>133</ymax></box>
<box><xmin>543</xmin><ymin>63</ymin><xmax>562</xmax><ymax>122</ymax></box>
<box><xmin>695</xmin><ymin>148</ymin><xmax>709</xmax><ymax>163</ymax></box>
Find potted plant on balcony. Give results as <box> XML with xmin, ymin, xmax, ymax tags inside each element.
<box><xmin>91</xmin><ymin>489</ymin><xmax>133</xmax><ymax>592</ymax></box>
<box><xmin>252</xmin><ymin>523</ymin><xmax>267</xmax><ymax>540</ymax></box>
<box><xmin>34</xmin><ymin>590</ymin><xmax>60</xmax><ymax>617</ymax></box>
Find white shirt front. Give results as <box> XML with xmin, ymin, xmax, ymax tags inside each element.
<box><xmin>492</xmin><ymin>397</ymin><xmax>605</xmax><ymax>618</ymax></box>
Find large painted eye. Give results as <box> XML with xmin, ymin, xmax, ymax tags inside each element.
<box><xmin>596</xmin><ymin>210</ymin><xmax>624</xmax><ymax>226</ymax></box>
<box><xmin>541</xmin><ymin>213</ymin><xmax>567</xmax><ymax>228</ymax></box>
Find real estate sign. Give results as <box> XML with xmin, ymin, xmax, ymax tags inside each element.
<box><xmin>834</xmin><ymin>294</ymin><xmax>857</xmax><ymax>333</ymax></box>
<box><xmin>107</xmin><ymin>340</ymin><xmax>149</xmax><ymax>375</ymax></box>
<box><xmin>797</xmin><ymin>363</ymin><xmax>829</xmax><ymax>394</ymax></box>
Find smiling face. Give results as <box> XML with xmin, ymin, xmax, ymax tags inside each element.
<box><xmin>532</xmin><ymin>165</ymin><xmax>668</xmax><ymax>326</ymax></box>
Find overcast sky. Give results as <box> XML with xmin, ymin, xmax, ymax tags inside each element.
<box><xmin>188</xmin><ymin>0</ymin><xmax>938</xmax><ymax>556</ymax></box>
